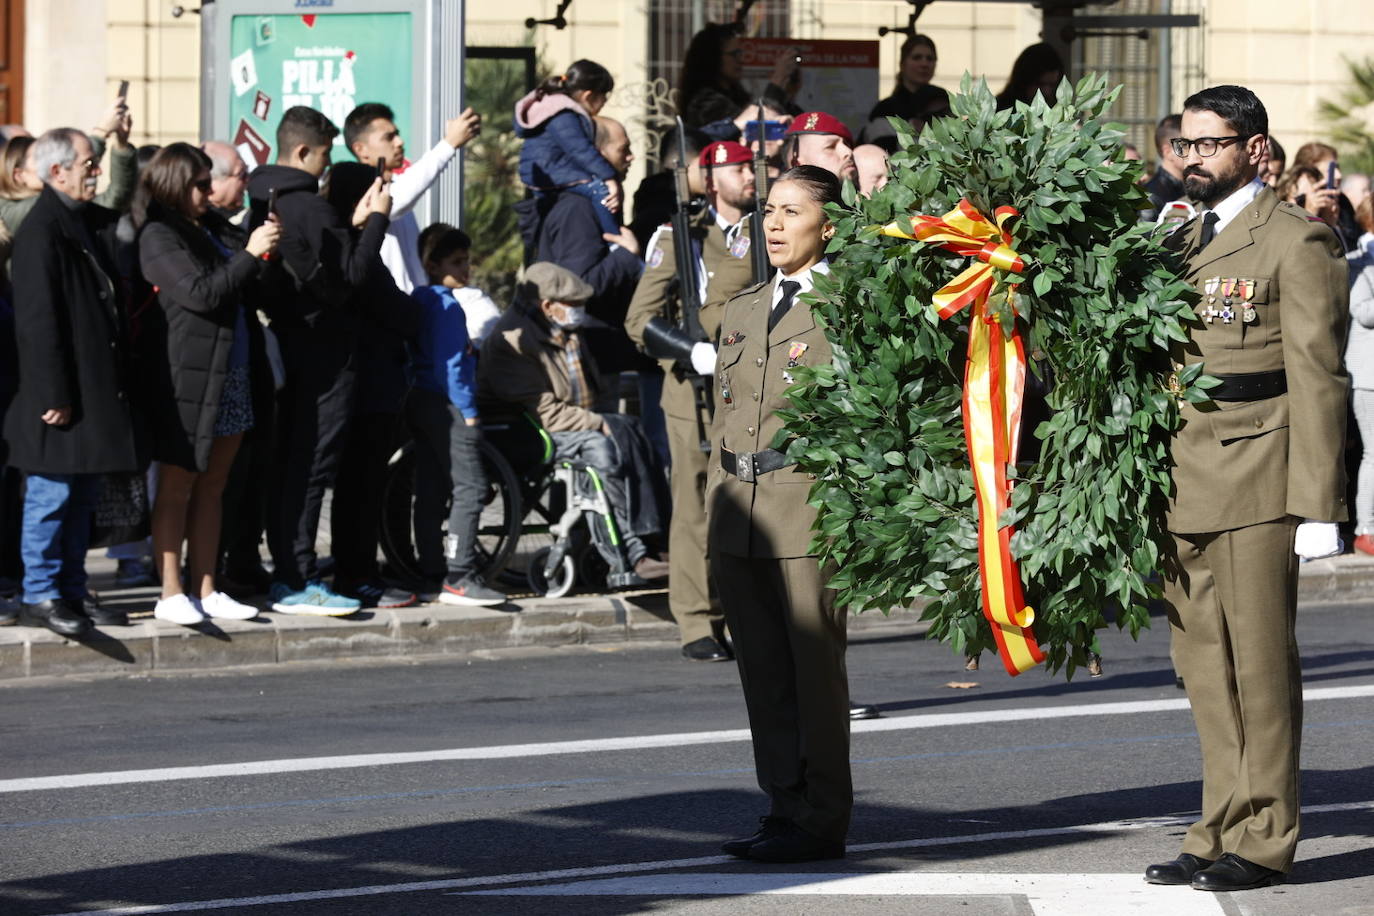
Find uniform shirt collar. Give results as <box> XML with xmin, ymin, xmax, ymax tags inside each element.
<box><xmin>771</xmin><ymin>258</ymin><xmax>830</xmax><ymax>303</ymax></box>
<box><xmin>1204</xmin><ymin>177</ymin><xmax>1264</xmax><ymax>236</ymax></box>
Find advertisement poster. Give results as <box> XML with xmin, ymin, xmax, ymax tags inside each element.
<box><xmin>227</xmin><ymin>12</ymin><xmax>413</xmax><ymax>166</ymax></box>
<box><xmin>739</xmin><ymin>38</ymin><xmax>880</xmax><ymax>136</ymax></box>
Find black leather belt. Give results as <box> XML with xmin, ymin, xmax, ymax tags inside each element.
<box><xmin>1210</xmin><ymin>369</ymin><xmax>1287</xmax><ymax>402</ymax></box>
<box><xmin>721</xmin><ymin>446</ymin><xmax>792</xmax><ymax>482</ymax></box>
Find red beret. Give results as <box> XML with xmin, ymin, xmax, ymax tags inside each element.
<box><xmin>784</xmin><ymin>111</ymin><xmax>854</xmax><ymax>146</ymax></box>
<box><xmin>698</xmin><ymin>141</ymin><xmax>753</xmax><ymax>168</ymax></box>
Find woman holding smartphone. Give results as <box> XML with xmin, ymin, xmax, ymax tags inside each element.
<box><xmin>707</xmin><ymin>165</ymin><xmax>850</xmax><ymax>864</ymax></box>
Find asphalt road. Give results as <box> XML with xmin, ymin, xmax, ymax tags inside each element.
<box><xmin>0</xmin><ymin>600</ymin><xmax>1371</xmax><ymax>916</ymax></box>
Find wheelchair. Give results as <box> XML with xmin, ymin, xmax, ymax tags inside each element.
<box><xmin>378</xmin><ymin>411</ymin><xmax>647</xmax><ymax>598</ymax></box>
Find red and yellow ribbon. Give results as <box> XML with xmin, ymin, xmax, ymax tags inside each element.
<box><xmin>881</xmin><ymin>200</ymin><xmax>1046</xmax><ymax>676</ymax></box>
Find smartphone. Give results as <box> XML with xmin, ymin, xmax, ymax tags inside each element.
<box><xmin>376</xmin><ymin>155</ymin><xmax>387</xmax><ymax>179</ymax></box>
<box><xmin>117</xmin><ymin>79</ymin><xmax>129</xmax><ymax>99</ymax></box>
<box><xmin>1326</xmin><ymin>161</ymin><xmax>1338</xmax><ymax>190</ymax></box>
<box><xmin>743</xmin><ymin>120</ymin><xmax>787</xmax><ymax>143</ymax></box>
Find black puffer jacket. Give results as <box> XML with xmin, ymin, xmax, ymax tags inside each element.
<box><xmin>137</xmin><ymin>208</ymin><xmax>263</xmax><ymax>471</ymax></box>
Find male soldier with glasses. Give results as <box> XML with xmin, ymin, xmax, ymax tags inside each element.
<box><xmin>1147</xmin><ymin>85</ymin><xmax>1348</xmax><ymax>893</ymax></box>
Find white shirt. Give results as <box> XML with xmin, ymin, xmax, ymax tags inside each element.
<box><xmin>1202</xmin><ymin>177</ymin><xmax>1264</xmax><ymax>237</ymax></box>
<box><xmin>770</xmin><ymin>258</ymin><xmax>831</xmax><ymax>311</ymax></box>
<box><xmin>452</xmin><ymin>286</ymin><xmax>501</xmax><ymax>347</ymax></box>
<box><xmin>380</xmin><ymin>140</ymin><xmax>459</xmax><ymax>293</ymax></box>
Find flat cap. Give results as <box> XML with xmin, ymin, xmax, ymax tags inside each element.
<box><xmin>785</xmin><ymin>111</ymin><xmax>854</xmax><ymax>146</ymax></box>
<box><xmin>520</xmin><ymin>261</ymin><xmax>594</xmax><ymax>304</ymax></box>
<box><xmin>699</xmin><ymin>140</ymin><xmax>753</xmax><ymax>168</ymax></box>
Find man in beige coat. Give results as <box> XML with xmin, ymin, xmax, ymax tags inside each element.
<box><xmin>477</xmin><ymin>262</ymin><xmax>668</xmax><ymax>582</ymax></box>
<box><xmin>1147</xmin><ymin>85</ymin><xmax>1349</xmax><ymax>893</ymax></box>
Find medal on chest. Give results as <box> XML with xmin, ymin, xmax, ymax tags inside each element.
<box><xmin>1238</xmin><ymin>279</ymin><xmax>1257</xmax><ymax>323</ymax></box>
<box><xmin>722</xmin><ymin>331</ymin><xmax>746</xmax><ymax>346</ymax></box>
<box><xmin>786</xmin><ymin>341</ymin><xmax>808</xmax><ymax>367</ymax></box>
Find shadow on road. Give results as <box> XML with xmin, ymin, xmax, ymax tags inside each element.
<box><xmin>3</xmin><ymin>764</ymin><xmax>1371</xmax><ymax>915</ymax></box>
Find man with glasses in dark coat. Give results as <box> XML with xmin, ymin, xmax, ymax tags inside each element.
<box><xmin>4</xmin><ymin>127</ymin><xmax>142</xmax><ymax>637</ymax></box>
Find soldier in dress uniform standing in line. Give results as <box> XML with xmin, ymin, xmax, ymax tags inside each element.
<box><xmin>625</xmin><ymin>140</ymin><xmax>759</xmax><ymax>661</ymax></box>
<box><xmin>1146</xmin><ymin>85</ymin><xmax>1349</xmax><ymax>893</ymax></box>
<box><xmin>708</xmin><ymin>165</ymin><xmax>850</xmax><ymax>864</ymax></box>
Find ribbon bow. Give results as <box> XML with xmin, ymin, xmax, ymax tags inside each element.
<box><xmin>882</xmin><ymin>199</ymin><xmax>1045</xmax><ymax>676</ymax></box>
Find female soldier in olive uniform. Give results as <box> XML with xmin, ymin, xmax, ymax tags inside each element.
<box><xmin>707</xmin><ymin>165</ymin><xmax>849</xmax><ymax>864</ymax></box>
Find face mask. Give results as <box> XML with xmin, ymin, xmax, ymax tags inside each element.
<box><xmin>552</xmin><ymin>304</ymin><xmax>587</xmax><ymax>330</ymax></box>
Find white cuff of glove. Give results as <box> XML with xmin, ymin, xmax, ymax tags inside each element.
<box><xmin>690</xmin><ymin>342</ymin><xmax>717</xmax><ymax>376</ymax></box>
<box><xmin>1294</xmin><ymin>520</ymin><xmax>1341</xmax><ymax>559</ymax></box>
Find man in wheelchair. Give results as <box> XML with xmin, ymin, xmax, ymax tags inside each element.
<box><xmin>477</xmin><ymin>263</ymin><xmax>670</xmax><ymax>585</ymax></box>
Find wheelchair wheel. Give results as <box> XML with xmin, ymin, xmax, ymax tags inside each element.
<box><xmin>527</xmin><ymin>546</ymin><xmax>576</xmax><ymax>598</ymax></box>
<box><xmin>378</xmin><ymin>438</ymin><xmax>522</xmax><ymax>585</ymax></box>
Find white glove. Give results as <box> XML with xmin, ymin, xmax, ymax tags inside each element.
<box><xmin>690</xmin><ymin>341</ymin><xmax>717</xmax><ymax>376</ymax></box>
<box><xmin>1294</xmin><ymin>521</ymin><xmax>1341</xmax><ymax>560</ymax></box>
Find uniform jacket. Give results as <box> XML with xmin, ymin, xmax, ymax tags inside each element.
<box><xmin>624</xmin><ymin>208</ymin><xmax>756</xmax><ymax>421</ymax></box>
<box><xmin>3</xmin><ymin>186</ymin><xmax>141</xmax><ymax>475</ymax></box>
<box><xmin>137</xmin><ymin>209</ymin><xmax>263</xmax><ymax>471</ymax></box>
<box><xmin>1166</xmin><ymin>185</ymin><xmax>1349</xmax><ymax>533</ymax></box>
<box><xmin>706</xmin><ymin>276</ymin><xmax>832</xmax><ymax>558</ymax></box>
<box><xmin>475</xmin><ymin>305</ymin><xmax>603</xmax><ymax>433</ymax></box>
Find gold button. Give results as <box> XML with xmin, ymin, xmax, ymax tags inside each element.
<box><xmin>755</xmin><ymin>357</ymin><xmax>764</xmax><ymax>367</ymax></box>
<box><xmin>747</xmin><ymin>426</ymin><xmax>755</xmax><ymax>436</ymax></box>
<box><xmin>751</xmin><ymin>392</ymin><xmax>759</xmax><ymax>401</ymax></box>
<box><xmin>1253</xmin><ymin>418</ymin><xmax>1263</xmax><ymax>428</ymax></box>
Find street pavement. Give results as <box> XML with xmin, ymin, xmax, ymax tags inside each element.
<box><xmin>0</xmin><ymin>599</ymin><xmax>1370</xmax><ymax>915</ymax></box>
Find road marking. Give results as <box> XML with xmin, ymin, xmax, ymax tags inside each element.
<box><xmin>458</xmin><ymin>872</ymin><xmax>1226</xmax><ymax>915</ymax></box>
<box><xmin>6</xmin><ymin>683</ymin><xmax>1373</xmax><ymax>794</ymax></box>
<box><xmin>37</xmin><ymin>801</ymin><xmax>1374</xmax><ymax>916</ymax></box>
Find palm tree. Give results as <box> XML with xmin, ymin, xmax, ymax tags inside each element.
<box><xmin>1317</xmin><ymin>56</ymin><xmax>1374</xmax><ymax>174</ymax></box>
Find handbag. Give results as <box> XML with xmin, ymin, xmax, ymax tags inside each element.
<box><xmin>89</xmin><ymin>471</ymin><xmax>150</xmax><ymax>549</ymax></box>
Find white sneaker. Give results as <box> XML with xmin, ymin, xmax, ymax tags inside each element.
<box><xmin>154</xmin><ymin>594</ymin><xmax>205</xmax><ymax>625</ymax></box>
<box><xmin>196</xmin><ymin>591</ymin><xmax>259</xmax><ymax>620</ymax></box>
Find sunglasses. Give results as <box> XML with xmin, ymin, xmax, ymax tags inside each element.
<box><xmin>193</xmin><ymin>178</ymin><xmax>213</xmax><ymax>192</ymax></box>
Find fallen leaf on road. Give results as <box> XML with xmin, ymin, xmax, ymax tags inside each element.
<box><xmin>943</xmin><ymin>681</ymin><xmax>979</xmax><ymax>689</ymax></box>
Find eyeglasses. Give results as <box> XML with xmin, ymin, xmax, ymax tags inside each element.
<box><xmin>1170</xmin><ymin>136</ymin><xmax>1243</xmax><ymax>158</ymax></box>
<box><xmin>67</xmin><ymin>157</ymin><xmax>97</xmax><ymax>171</ymax></box>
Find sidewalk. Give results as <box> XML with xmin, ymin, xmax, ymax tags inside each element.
<box><xmin>1</xmin><ymin>552</ymin><xmax>1370</xmax><ymax>681</ymax></box>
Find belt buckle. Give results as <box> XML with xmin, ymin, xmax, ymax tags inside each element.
<box><xmin>737</xmin><ymin>450</ymin><xmax>756</xmax><ymax>482</ymax></box>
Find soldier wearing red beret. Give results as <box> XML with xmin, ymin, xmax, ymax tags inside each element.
<box><xmin>782</xmin><ymin>111</ymin><xmax>857</xmax><ymax>182</ymax></box>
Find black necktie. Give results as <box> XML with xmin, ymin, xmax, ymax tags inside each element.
<box><xmin>769</xmin><ymin>280</ymin><xmax>801</xmax><ymax>332</ymax></box>
<box><xmin>1198</xmin><ymin>211</ymin><xmax>1219</xmax><ymax>249</ymax></box>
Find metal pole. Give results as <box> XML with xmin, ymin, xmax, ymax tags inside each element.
<box><xmin>692</xmin><ymin>0</ymin><xmax>705</xmax><ymax>35</ymax></box>
<box><xmin>1157</xmin><ymin>0</ymin><xmax>1173</xmax><ymax>121</ymax></box>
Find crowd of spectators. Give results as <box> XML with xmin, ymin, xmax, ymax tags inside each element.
<box><xmin>0</xmin><ymin>23</ymin><xmax>1370</xmax><ymax>643</ymax></box>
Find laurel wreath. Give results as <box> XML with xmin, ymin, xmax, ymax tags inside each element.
<box><xmin>778</xmin><ymin>75</ymin><xmax>1206</xmax><ymax>677</ymax></box>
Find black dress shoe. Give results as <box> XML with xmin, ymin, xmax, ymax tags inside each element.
<box><xmin>20</xmin><ymin>600</ymin><xmax>92</xmax><ymax>638</ymax></box>
<box><xmin>1144</xmin><ymin>853</ymin><xmax>1213</xmax><ymax>885</ymax></box>
<box><xmin>721</xmin><ymin>815</ymin><xmax>790</xmax><ymax>858</ymax></box>
<box><xmin>682</xmin><ymin>636</ymin><xmax>732</xmax><ymax>661</ymax></box>
<box><xmin>67</xmin><ymin>595</ymin><xmax>129</xmax><ymax>627</ymax></box>
<box><xmin>0</xmin><ymin>602</ymin><xmax>18</xmax><ymax>626</ymax></box>
<box><xmin>849</xmin><ymin>702</ymin><xmax>881</xmax><ymax>720</ymax></box>
<box><xmin>1191</xmin><ymin>853</ymin><xmax>1283</xmax><ymax>891</ymax></box>
<box><xmin>747</xmin><ymin>822</ymin><xmax>845</xmax><ymax>863</ymax></box>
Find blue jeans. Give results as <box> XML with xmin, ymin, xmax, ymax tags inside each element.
<box><xmin>21</xmin><ymin>472</ymin><xmax>101</xmax><ymax>603</ymax></box>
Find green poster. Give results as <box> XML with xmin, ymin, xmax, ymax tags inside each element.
<box><xmin>227</xmin><ymin>12</ymin><xmax>413</xmax><ymax>166</ymax></box>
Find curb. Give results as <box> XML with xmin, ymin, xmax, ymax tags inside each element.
<box><xmin>0</xmin><ymin>589</ymin><xmax>929</xmax><ymax>681</ymax></box>
<box><xmin>2</xmin><ymin>554</ymin><xmax>1369</xmax><ymax>682</ymax></box>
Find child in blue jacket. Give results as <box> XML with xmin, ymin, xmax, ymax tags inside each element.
<box><xmin>404</xmin><ymin>225</ymin><xmax>507</xmax><ymax>606</ymax></box>
<box><xmin>514</xmin><ymin>59</ymin><xmax>622</xmax><ymax>236</ymax></box>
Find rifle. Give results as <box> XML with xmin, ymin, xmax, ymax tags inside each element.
<box><xmin>749</xmin><ymin>97</ymin><xmax>771</xmax><ymax>283</ymax></box>
<box><xmin>641</xmin><ymin>117</ymin><xmax>712</xmax><ymax>452</ymax></box>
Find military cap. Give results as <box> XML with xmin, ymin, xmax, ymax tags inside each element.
<box><xmin>699</xmin><ymin>140</ymin><xmax>753</xmax><ymax>168</ymax></box>
<box><xmin>784</xmin><ymin>111</ymin><xmax>854</xmax><ymax>146</ymax></box>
